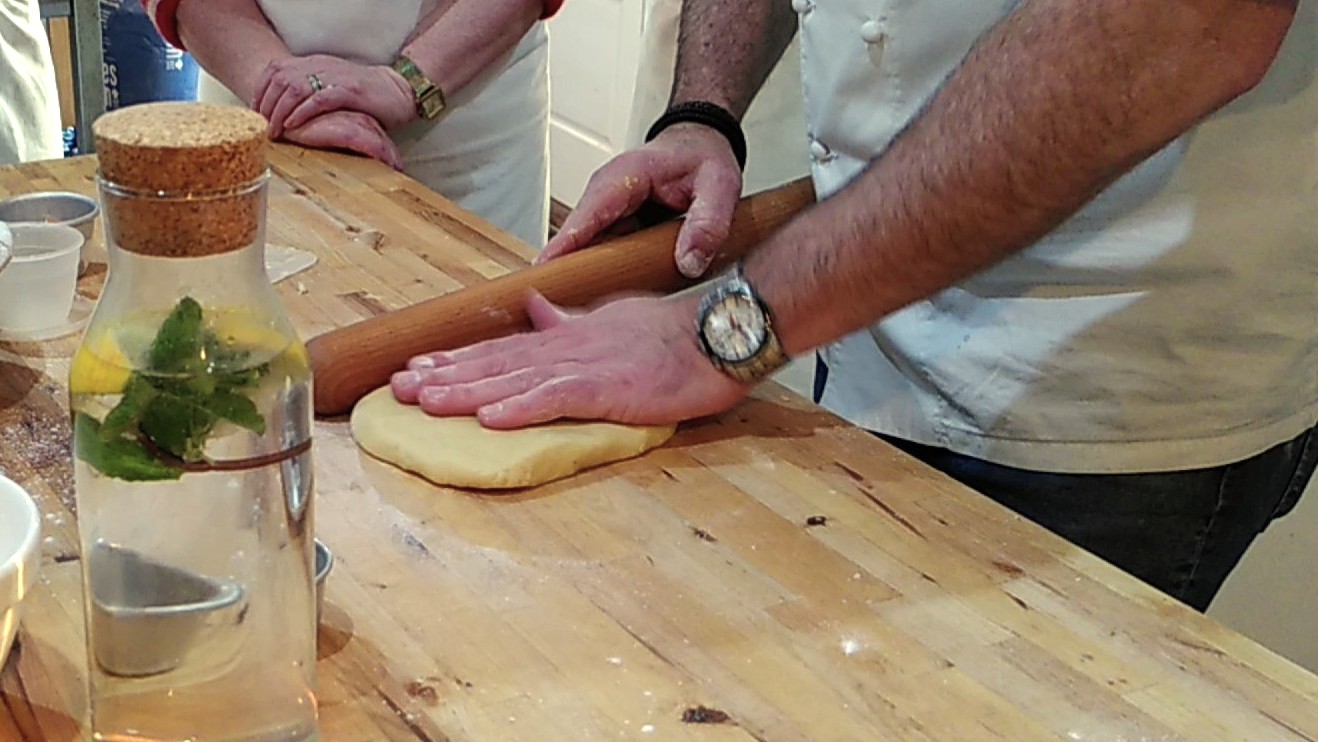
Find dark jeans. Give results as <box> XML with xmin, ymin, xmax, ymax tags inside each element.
<box><xmin>814</xmin><ymin>357</ymin><xmax>1318</xmax><ymax>611</ymax></box>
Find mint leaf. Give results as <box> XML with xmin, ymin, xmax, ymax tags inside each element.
<box><xmin>99</xmin><ymin>374</ymin><xmax>157</xmax><ymax>441</ymax></box>
<box><xmin>176</xmin><ymin>369</ymin><xmax>218</xmax><ymax>398</ymax></box>
<box><xmin>214</xmin><ymin>365</ymin><xmax>266</xmax><ymax>393</ymax></box>
<box><xmin>139</xmin><ymin>391</ymin><xmax>217</xmax><ymax>462</ymax></box>
<box><xmin>148</xmin><ymin>296</ymin><xmax>204</xmax><ymax>374</ymax></box>
<box><xmin>204</xmin><ymin>333</ymin><xmax>254</xmax><ymax>370</ymax></box>
<box><xmin>204</xmin><ymin>391</ymin><xmax>266</xmax><ymax>435</ymax></box>
<box><xmin>79</xmin><ymin>297</ymin><xmax>274</xmax><ymax>481</ymax></box>
<box><xmin>75</xmin><ymin>413</ymin><xmax>182</xmax><ymax>482</ymax></box>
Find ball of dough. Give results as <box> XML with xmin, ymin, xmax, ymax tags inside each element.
<box><xmin>350</xmin><ymin>386</ymin><xmax>676</xmax><ymax>490</ymax></box>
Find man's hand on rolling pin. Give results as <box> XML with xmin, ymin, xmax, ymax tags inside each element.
<box><xmin>389</xmin><ymin>291</ymin><xmax>748</xmax><ymax>429</ymax></box>
<box><xmin>538</xmin><ymin>124</ymin><xmax>743</xmax><ymax>279</ymax></box>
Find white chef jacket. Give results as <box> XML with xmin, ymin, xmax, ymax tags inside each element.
<box><xmin>798</xmin><ymin>0</ymin><xmax>1317</xmax><ymax>473</ymax></box>
<box><xmin>197</xmin><ymin>0</ymin><xmax>550</xmax><ymax>247</ymax></box>
<box><xmin>0</xmin><ymin>0</ymin><xmax>62</xmax><ymax>165</ymax></box>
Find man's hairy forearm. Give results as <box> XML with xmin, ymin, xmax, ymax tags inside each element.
<box><xmin>671</xmin><ymin>0</ymin><xmax>797</xmax><ymax>117</ymax></box>
<box><xmin>177</xmin><ymin>0</ymin><xmax>290</xmax><ymax>104</ymax></box>
<box><xmin>747</xmin><ymin>0</ymin><xmax>1296</xmax><ymax>356</ymax></box>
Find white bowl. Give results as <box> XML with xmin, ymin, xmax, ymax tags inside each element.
<box><xmin>0</xmin><ymin>475</ymin><xmax>41</xmax><ymax>671</ymax></box>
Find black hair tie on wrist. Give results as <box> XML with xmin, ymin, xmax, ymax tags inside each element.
<box><xmin>645</xmin><ymin>101</ymin><xmax>748</xmax><ymax>171</ymax></box>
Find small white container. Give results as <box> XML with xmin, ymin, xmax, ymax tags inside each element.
<box><xmin>0</xmin><ymin>191</ymin><xmax>99</xmax><ymax>273</ymax></box>
<box><xmin>0</xmin><ymin>222</ymin><xmax>11</xmax><ymax>274</ymax></box>
<box><xmin>0</xmin><ymin>474</ymin><xmax>41</xmax><ymax>671</ymax></box>
<box><xmin>0</xmin><ymin>223</ymin><xmax>83</xmax><ymax>331</ymax></box>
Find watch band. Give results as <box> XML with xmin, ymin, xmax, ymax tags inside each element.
<box><xmin>392</xmin><ymin>55</ymin><xmax>446</xmax><ymax>120</ymax></box>
<box><xmin>645</xmin><ymin>101</ymin><xmax>747</xmax><ymax>171</ymax></box>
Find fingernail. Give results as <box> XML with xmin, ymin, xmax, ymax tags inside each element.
<box><xmin>478</xmin><ymin>403</ymin><xmax>504</xmax><ymax>424</ymax></box>
<box><xmin>677</xmin><ymin>251</ymin><xmax>710</xmax><ymax>278</ymax></box>
<box><xmin>395</xmin><ymin>371</ymin><xmax>427</xmax><ymax>390</ymax></box>
<box><xmin>408</xmin><ymin>356</ymin><xmax>435</xmax><ymax>370</ymax></box>
<box><xmin>392</xmin><ymin>366</ymin><xmax>419</xmax><ymax>387</ymax></box>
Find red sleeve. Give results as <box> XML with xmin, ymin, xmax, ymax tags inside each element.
<box><xmin>541</xmin><ymin>0</ymin><xmax>564</xmax><ymax>18</ymax></box>
<box><xmin>140</xmin><ymin>0</ymin><xmax>187</xmax><ymax>50</ymax></box>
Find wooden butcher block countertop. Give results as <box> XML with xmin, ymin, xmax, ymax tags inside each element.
<box><xmin>2</xmin><ymin>148</ymin><xmax>1316</xmax><ymax>741</ymax></box>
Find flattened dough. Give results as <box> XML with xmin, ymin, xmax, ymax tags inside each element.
<box><xmin>350</xmin><ymin>386</ymin><xmax>676</xmax><ymax>490</ymax></box>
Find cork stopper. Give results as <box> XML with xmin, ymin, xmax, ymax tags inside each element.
<box><xmin>94</xmin><ymin>102</ymin><xmax>269</xmax><ymax>257</ymax></box>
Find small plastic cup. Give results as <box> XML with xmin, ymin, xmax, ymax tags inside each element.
<box><xmin>0</xmin><ymin>191</ymin><xmax>99</xmax><ymax>273</ymax></box>
<box><xmin>0</xmin><ymin>223</ymin><xmax>83</xmax><ymax>331</ymax></box>
<box><xmin>0</xmin><ymin>222</ymin><xmax>11</xmax><ymax>274</ymax></box>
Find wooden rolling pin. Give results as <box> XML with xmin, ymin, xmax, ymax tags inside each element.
<box><xmin>306</xmin><ymin>177</ymin><xmax>816</xmax><ymax>415</ymax></box>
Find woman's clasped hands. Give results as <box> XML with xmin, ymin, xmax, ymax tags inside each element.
<box><xmin>252</xmin><ymin>54</ymin><xmax>418</xmax><ymax>171</ymax></box>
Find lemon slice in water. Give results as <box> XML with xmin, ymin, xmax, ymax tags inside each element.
<box><xmin>70</xmin><ymin>332</ymin><xmax>133</xmax><ymax>395</ymax></box>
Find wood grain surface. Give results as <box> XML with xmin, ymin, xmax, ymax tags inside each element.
<box><xmin>1</xmin><ymin>148</ymin><xmax>1316</xmax><ymax>741</ymax></box>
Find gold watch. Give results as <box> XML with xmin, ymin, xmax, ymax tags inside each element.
<box><xmin>695</xmin><ymin>263</ymin><xmax>790</xmax><ymax>384</ymax></box>
<box><xmin>391</xmin><ymin>55</ymin><xmax>446</xmax><ymax>120</ymax></box>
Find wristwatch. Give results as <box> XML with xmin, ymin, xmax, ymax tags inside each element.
<box><xmin>695</xmin><ymin>263</ymin><xmax>789</xmax><ymax>384</ymax></box>
<box><xmin>391</xmin><ymin>55</ymin><xmax>446</xmax><ymax>120</ymax></box>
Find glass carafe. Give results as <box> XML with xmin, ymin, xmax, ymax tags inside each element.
<box><xmin>71</xmin><ymin>172</ymin><xmax>318</xmax><ymax>741</ymax></box>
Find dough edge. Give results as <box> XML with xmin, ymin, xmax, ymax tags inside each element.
<box><xmin>350</xmin><ymin>386</ymin><xmax>676</xmax><ymax>490</ymax></box>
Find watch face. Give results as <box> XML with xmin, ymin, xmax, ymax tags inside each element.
<box><xmin>702</xmin><ymin>294</ymin><xmax>767</xmax><ymax>363</ymax></box>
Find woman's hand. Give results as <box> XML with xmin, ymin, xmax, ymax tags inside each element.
<box><xmin>282</xmin><ymin>111</ymin><xmax>405</xmax><ymax>170</ymax></box>
<box><xmin>253</xmin><ymin>54</ymin><xmax>416</xmax><ymax>138</ymax></box>
<box><xmin>538</xmin><ymin>124</ymin><xmax>744</xmax><ymax>278</ymax></box>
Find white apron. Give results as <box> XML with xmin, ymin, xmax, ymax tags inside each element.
<box><xmin>0</xmin><ymin>0</ymin><xmax>62</xmax><ymax>165</ymax></box>
<box><xmin>799</xmin><ymin>0</ymin><xmax>1318</xmax><ymax>473</ymax></box>
<box><xmin>199</xmin><ymin>0</ymin><xmax>550</xmax><ymax>247</ymax></box>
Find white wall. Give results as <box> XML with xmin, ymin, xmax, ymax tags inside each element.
<box><xmin>545</xmin><ymin>0</ymin><xmax>644</xmax><ymax>205</ymax></box>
